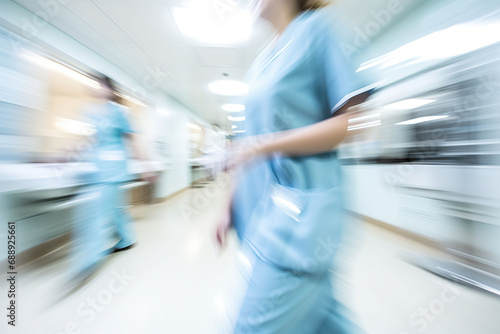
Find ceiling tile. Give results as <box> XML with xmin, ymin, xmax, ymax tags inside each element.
<box><xmin>12</xmin><ymin>0</ymin><xmax>410</xmax><ymax>128</ymax></box>
<box><xmin>202</xmin><ymin>67</ymin><xmax>247</xmax><ymax>82</ymax></box>
<box><xmin>91</xmin><ymin>0</ymin><xmax>186</xmax><ymax>55</ymax></box>
<box><xmin>195</xmin><ymin>47</ymin><xmax>245</xmax><ymax>67</ymax></box>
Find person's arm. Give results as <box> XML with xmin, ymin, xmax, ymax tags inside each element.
<box><xmin>259</xmin><ymin>112</ymin><xmax>350</xmax><ymax>157</ymax></box>
<box><xmin>216</xmin><ymin>108</ymin><xmax>355</xmax><ymax>248</ymax></box>
<box><xmin>215</xmin><ymin>171</ymin><xmax>238</xmax><ymax>248</ymax></box>
<box><xmin>116</xmin><ymin>105</ymin><xmax>158</xmax><ymax>181</ymax></box>
<box><xmin>124</xmin><ymin>132</ymin><xmax>159</xmax><ymax>183</ymax></box>
<box><xmin>237</xmin><ymin>21</ymin><xmax>374</xmax><ymax>161</ymax></box>
<box><xmin>227</xmin><ymin>104</ymin><xmax>366</xmax><ymax>170</ymax></box>
<box><xmin>125</xmin><ymin>132</ymin><xmax>152</xmax><ymax>161</ymax></box>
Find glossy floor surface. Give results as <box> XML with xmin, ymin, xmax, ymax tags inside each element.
<box><xmin>2</xmin><ymin>178</ymin><xmax>500</xmax><ymax>334</ymax></box>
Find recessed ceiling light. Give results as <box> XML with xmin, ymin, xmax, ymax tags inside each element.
<box><xmin>157</xmin><ymin>108</ymin><xmax>170</xmax><ymax>116</ymax></box>
<box><xmin>187</xmin><ymin>122</ymin><xmax>202</xmax><ymax>130</ymax></box>
<box><xmin>172</xmin><ymin>2</ymin><xmax>253</xmax><ymax>45</ymax></box>
<box><xmin>232</xmin><ymin>125</ymin><xmax>237</xmax><ymax>129</ymax></box>
<box><xmin>383</xmin><ymin>99</ymin><xmax>435</xmax><ymax>110</ymax></box>
<box><xmin>222</xmin><ymin>104</ymin><xmax>245</xmax><ymax>112</ymax></box>
<box><xmin>209</xmin><ymin>80</ymin><xmax>248</xmax><ymax>96</ymax></box>
<box><xmin>233</xmin><ymin>130</ymin><xmax>246</xmax><ymax>134</ymax></box>
<box><xmin>228</xmin><ymin>116</ymin><xmax>245</xmax><ymax>122</ymax></box>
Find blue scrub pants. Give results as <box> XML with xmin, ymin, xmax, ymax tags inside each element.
<box><xmin>234</xmin><ymin>246</ymin><xmax>364</xmax><ymax>334</ymax></box>
<box><xmin>101</xmin><ymin>182</ymin><xmax>137</xmax><ymax>249</ymax></box>
<box><xmin>70</xmin><ymin>182</ymin><xmax>137</xmax><ymax>276</ymax></box>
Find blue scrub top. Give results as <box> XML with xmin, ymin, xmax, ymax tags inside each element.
<box><xmin>83</xmin><ymin>102</ymin><xmax>134</xmax><ymax>184</ymax></box>
<box><xmin>232</xmin><ymin>9</ymin><xmax>370</xmax><ymax>273</ymax></box>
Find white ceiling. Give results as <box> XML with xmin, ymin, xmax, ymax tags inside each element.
<box><xmin>13</xmin><ymin>0</ymin><xmax>416</xmax><ymax>128</ymax></box>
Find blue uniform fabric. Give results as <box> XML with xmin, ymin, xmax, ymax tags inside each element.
<box><xmin>234</xmin><ymin>8</ymin><xmax>368</xmax><ymax>274</ymax></box>
<box><xmin>71</xmin><ymin>185</ymin><xmax>107</xmax><ymax>275</ymax></box>
<box><xmin>100</xmin><ymin>182</ymin><xmax>137</xmax><ymax>249</ymax></box>
<box><xmin>234</xmin><ymin>246</ymin><xmax>364</xmax><ymax>334</ymax></box>
<box><xmin>232</xmin><ymin>8</ymin><xmax>369</xmax><ymax>333</ymax></box>
<box><xmin>84</xmin><ymin>101</ymin><xmax>135</xmax><ymax>184</ymax></box>
<box><xmin>70</xmin><ymin>102</ymin><xmax>137</xmax><ymax>276</ymax></box>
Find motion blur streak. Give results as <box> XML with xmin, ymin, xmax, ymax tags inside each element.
<box><xmin>1</xmin><ymin>0</ymin><xmax>500</xmax><ymax>333</ymax></box>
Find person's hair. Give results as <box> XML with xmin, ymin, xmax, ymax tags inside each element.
<box><xmin>297</xmin><ymin>0</ymin><xmax>329</xmax><ymax>11</ymax></box>
<box><xmin>97</xmin><ymin>75</ymin><xmax>116</xmax><ymax>92</ymax></box>
<box><xmin>95</xmin><ymin>74</ymin><xmax>122</xmax><ymax>103</ymax></box>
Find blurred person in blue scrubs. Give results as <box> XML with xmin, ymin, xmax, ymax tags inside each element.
<box><xmin>70</xmin><ymin>75</ymin><xmax>156</xmax><ymax>283</ymax></box>
<box><xmin>216</xmin><ymin>0</ymin><xmax>372</xmax><ymax>333</ymax></box>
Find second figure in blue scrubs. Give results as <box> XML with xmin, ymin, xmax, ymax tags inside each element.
<box><xmin>71</xmin><ymin>76</ymin><xmax>153</xmax><ymax>282</ymax></box>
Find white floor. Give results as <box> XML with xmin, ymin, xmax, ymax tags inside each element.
<box><xmin>2</xmin><ymin>178</ymin><xmax>500</xmax><ymax>334</ymax></box>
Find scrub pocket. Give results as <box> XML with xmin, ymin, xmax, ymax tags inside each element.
<box><xmin>247</xmin><ymin>182</ymin><xmax>343</xmax><ymax>275</ymax></box>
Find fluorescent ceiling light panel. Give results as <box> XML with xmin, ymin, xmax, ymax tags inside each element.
<box><xmin>157</xmin><ymin>108</ymin><xmax>170</xmax><ymax>116</ymax></box>
<box><xmin>222</xmin><ymin>104</ymin><xmax>245</xmax><ymax>112</ymax></box>
<box><xmin>209</xmin><ymin>80</ymin><xmax>248</xmax><ymax>96</ymax></box>
<box><xmin>357</xmin><ymin>20</ymin><xmax>500</xmax><ymax>72</ymax></box>
<box><xmin>397</xmin><ymin>115</ymin><xmax>448</xmax><ymax>125</ymax></box>
<box><xmin>384</xmin><ymin>99</ymin><xmax>435</xmax><ymax>110</ymax></box>
<box><xmin>24</xmin><ymin>52</ymin><xmax>100</xmax><ymax>89</ymax></box>
<box><xmin>172</xmin><ymin>1</ymin><xmax>253</xmax><ymax>45</ymax></box>
<box><xmin>233</xmin><ymin>130</ymin><xmax>246</xmax><ymax>133</ymax></box>
<box><xmin>228</xmin><ymin>115</ymin><xmax>245</xmax><ymax>122</ymax></box>
<box><xmin>187</xmin><ymin>122</ymin><xmax>202</xmax><ymax>130</ymax></box>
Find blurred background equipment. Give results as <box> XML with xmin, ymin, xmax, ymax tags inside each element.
<box><xmin>1</xmin><ymin>0</ymin><xmax>500</xmax><ymax>333</ymax></box>
<box><xmin>340</xmin><ymin>9</ymin><xmax>500</xmax><ymax>296</ymax></box>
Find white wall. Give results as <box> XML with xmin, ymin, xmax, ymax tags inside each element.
<box><xmin>0</xmin><ymin>0</ymin><xmax>207</xmax><ymax>196</ymax></box>
<box><xmin>342</xmin><ymin>165</ymin><xmax>460</xmax><ymax>242</ymax></box>
<box><xmin>153</xmin><ymin>102</ymin><xmax>191</xmax><ymax>198</ymax></box>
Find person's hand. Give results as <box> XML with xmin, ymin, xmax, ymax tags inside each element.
<box><xmin>140</xmin><ymin>170</ymin><xmax>158</xmax><ymax>183</ymax></box>
<box><xmin>140</xmin><ymin>161</ymin><xmax>159</xmax><ymax>183</ymax></box>
<box><xmin>224</xmin><ymin>138</ymin><xmax>267</xmax><ymax>172</ymax></box>
<box><xmin>344</xmin><ymin>105</ymin><xmax>366</xmax><ymax>119</ymax></box>
<box><xmin>215</xmin><ymin>205</ymin><xmax>232</xmax><ymax>249</ymax></box>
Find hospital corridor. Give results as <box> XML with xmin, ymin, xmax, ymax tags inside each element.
<box><xmin>8</xmin><ymin>178</ymin><xmax>500</xmax><ymax>333</ymax></box>
<box><xmin>1</xmin><ymin>0</ymin><xmax>500</xmax><ymax>333</ymax></box>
